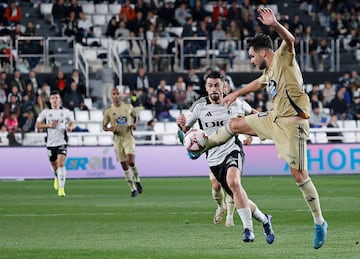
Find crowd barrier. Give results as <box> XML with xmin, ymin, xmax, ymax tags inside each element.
<box><xmin>0</xmin><ymin>144</ymin><xmax>359</xmax><ymax>180</ymax></box>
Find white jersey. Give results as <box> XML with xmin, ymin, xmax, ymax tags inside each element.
<box><xmin>185</xmin><ymin>97</ymin><xmax>252</xmax><ymax>167</ymax></box>
<box><xmin>36</xmin><ymin>108</ymin><xmax>75</xmax><ymax>147</ymax></box>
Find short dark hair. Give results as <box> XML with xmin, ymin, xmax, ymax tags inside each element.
<box><xmin>248</xmin><ymin>33</ymin><xmax>273</xmax><ymax>51</ymax></box>
<box><xmin>50</xmin><ymin>90</ymin><xmax>60</xmax><ymax>96</ymax></box>
<box><xmin>205</xmin><ymin>70</ymin><xmax>224</xmax><ymax>81</ymax></box>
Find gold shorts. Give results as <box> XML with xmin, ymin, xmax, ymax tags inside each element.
<box><xmin>114</xmin><ymin>135</ymin><xmax>136</xmax><ymax>162</ymax></box>
<box><xmin>245</xmin><ymin>111</ymin><xmax>309</xmax><ymax>171</ymax></box>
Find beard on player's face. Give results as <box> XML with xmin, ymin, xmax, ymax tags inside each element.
<box><xmin>209</xmin><ymin>92</ymin><xmax>221</xmax><ymax>102</ymax></box>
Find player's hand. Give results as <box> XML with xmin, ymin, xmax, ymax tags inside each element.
<box><xmin>257</xmin><ymin>8</ymin><xmax>276</xmax><ymax>26</ymax></box>
<box><xmin>243</xmin><ymin>135</ymin><xmax>253</xmax><ymax>145</ymax></box>
<box><xmin>176</xmin><ymin>114</ymin><xmax>186</xmax><ymax>128</ymax></box>
<box><xmin>222</xmin><ymin>92</ymin><xmax>237</xmax><ymax>107</ymax></box>
<box><xmin>187</xmin><ymin>150</ymin><xmax>201</xmax><ymax>160</ymax></box>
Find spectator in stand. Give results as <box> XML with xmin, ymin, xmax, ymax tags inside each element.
<box><xmin>142</xmin><ymin>86</ymin><xmax>157</xmax><ymax>111</ymax></box>
<box><xmin>157</xmin><ymin>1</ymin><xmax>177</xmax><ymax>28</ymax></box>
<box><xmin>19</xmin><ymin>93</ymin><xmax>34</xmax><ymax>127</ymax></box>
<box><xmin>184</xmin><ymin>84</ymin><xmax>200</xmax><ymax>109</ymax></box>
<box><xmin>128</xmin><ymin>11</ymin><xmax>146</xmax><ymax>35</ymax></box>
<box><xmin>191</xmin><ymin>0</ymin><xmax>209</xmax><ymax>24</ymax></box>
<box><xmin>119</xmin><ymin>0</ymin><xmax>136</xmax><ymax>22</ymax></box>
<box><xmin>96</xmin><ymin>61</ymin><xmax>115</xmax><ymax>109</ymax></box>
<box><xmin>77</xmin><ymin>11</ymin><xmax>94</xmax><ymax>45</ymax></box>
<box><xmin>33</xmin><ymin>82</ymin><xmax>51</xmax><ymax>115</ymax></box>
<box><xmin>330</xmin><ymin>12</ymin><xmax>348</xmax><ymax>38</ymax></box>
<box><xmin>3</xmin><ymin>95</ymin><xmax>21</xmax><ymax>119</ymax></box>
<box><xmin>21</xmin><ymin>110</ymin><xmax>36</xmax><ymax>133</ymax></box>
<box><xmin>51</xmin><ymin>0</ymin><xmax>68</xmax><ymax>36</ymax></box>
<box><xmin>4</xmin><ymin>1</ymin><xmax>22</xmax><ymax>26</ymax></box>
<box><xmin>350</xmin><ymin>70</ymin><xmax>360</xmax><ymax>90</ymax></box>
<box><xmin>23</xmin><ymin>82</ymin><xmax>37</xmax><ymax>106</ymax></box>
<box><xmin>239</xmin><ymin>11</ymin><xmax>255</xmax><ymax>41</ymax></box>
<box><xmin>227</xmin><ymin>20</ymin><xmax>242</xmax><ymax>40</ymax></box>
<box><xmin>289</xmin><ymin>14</ymin><xmax>304</xmax><ymax>34</ymax></box>
<box><xmin>157</xmin><ymin>79</ymin><xmax>171</xmax><ymax>96</ymax></box>
<box><xmin>218</xmin><ymin>32</ymin><xmax>237</xmax><ymax>71</ymax></box>
<box><xmin>0</xmin><ymin>71</ymin><xmax>9</xmax><ymax>91</ymax></box>
<box><xmin>50</xmin><ymin>70</ymin><xmax>68</xmax><ymax>98</ymax></box>
<box><xmin>305</xmin><ymin>37</ymin><xmax>319</xmax><ymax>71</ymax></box>
<box><xmin>4</xmin><ymin>111</ymin><xmax>18</xmax><ymax>133</ymax></box>
<box><xmin>70</xmin><ymin>69</ymin><xmax>86</xmax><ymax>97</ymax></box>
<box><xmin>227</xmin><ymin>0</ymin><xmax>242</xmax><ymax>24</ymax></box>
<box><xmin>185</xmin><ymin>68</ymin><xmax>202</xmax><ymax>96</ymax></box>
<box><xmin>240</xmin><ymin>0</ymin><xmax>255</xmax><ymax>21</ymax></box>
<box><xmin>154</xmin><ymin>92</ymin><xmax>176</xmax><ymax>122</ymax></box>
<box><xmin>135</xmin><ymin>0</ymin><xmax>150</xmax><ymax>18</ymax></box>
<box><xmin>212</xmin><ymin>23</ymin><xmax>226</xmax><ymax>49</ymax></box>
<box><xmin>105</xmin><ymin>16</ymin><xmax>118</xmax><ymax>39</ymax></box>
<box><xmin>0</xmin><ymin>83</ymin><xmax>6</xmax><ymax>114</ymax></box>
<box><xmin>316</xmin><ymin>38</ymin><xmax>333</xmax><ymax>71</ymax></box>
<box><xmin>25</xmin><ymin>72</ymin><xmax>40</xmax><ymax>97</ymax></box>
<box><xmin>131</xmin><ymin>67</ymin><xmax>153</xmax><ymax>93</ymax></box>
<box><xmin>64</xmin><ymin>11</ymin><xmax>80</xmax><ymax>43</ymax></box>
<box><xmin>330</xmin><ymin>85</ymin><xmax>351</xmax><ymax>120</ymax></box>
<box><xmin>308</xmin><ymin>83</ymin><xmax>324</xmax><ymax>104</ymax></box>
<box><xmin>175</xmin><ymin>2</ymin><xmax>191</xmax><ymax>27</ymax></box>
<box><xmin>309</xmin><ymin>103</ymin><xmax>329</xmax><ymax>128</ymax></box>
<box><xmin>7</xmin><ymin>85</ymin><xmax>22</xmax><ymax>103</ymax></box>
<box><xmin>10</xmin><ymin>69</ymin><xmax>26</xmax><ymax>92</ymax></box>
<box><xmin>326</xmin><ymin>114</ymin><xmax>343</xmax><ymax>143</ymax></box>
<box><xmin>212</xmin><ymin>0</ymin><xmax>229</xmax><ymax>27</ymax></box>
<box><xmin>66</xmin><ymin>0</ymin><xmax>83</xmax><ymax>19</ymax></box>
<box><xmin>63</xmin><ymin>81</ymin><xmax>88</xmax><ymax>111</ymax></box>
<box><xmin>322</xmin><ymin>81</ymin><xmax>336</xmax><ymax>108</ymax></box>
<box><xmin>350</xmin><ymin>92</ymin><xmax>360</xmax><ymax>121</ymax></box>
<box><xmin>172</xmin><ymin>80</ymin><xmax>187</xmax><ymax>110</ymax></box>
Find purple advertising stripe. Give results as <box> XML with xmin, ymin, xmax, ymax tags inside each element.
<box><xmin>0</xmin><ymin>144</ymin><xmax>359</xmax><ymax>179</ymax></box>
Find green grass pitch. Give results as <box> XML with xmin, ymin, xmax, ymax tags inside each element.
<box><xmin>0</xmin><ymin>175</ymin><xmax>359</xmax><ymax>259</ymax></box>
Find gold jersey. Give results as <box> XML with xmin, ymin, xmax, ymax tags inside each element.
<box><xmin>103</xmin><ymin>102</ymin><xmax>137</xmax><ymax>137</ymax></box>
<box><xmin>259</xmin><ymin>47</ymin><xmax>310</xmax><ymax>119</ymax></box>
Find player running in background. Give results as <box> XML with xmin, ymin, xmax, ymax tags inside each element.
<box><xmin>103</xmin><ymin>87</ymin><xmax>143</xmax><ymax>198</ymax></box>
<box><xmin>192</xmin><ymin>8</ymin><xmax>328</xmax><ymax>249</ymax></box>
<box><xmin>35</xmin><ymin>90</ymin><xmax>75</xmax><ymax>197</ymax></box>
<box><xmin>177</xmin><ymin>70</ymin><xmax>274</xmax><ymax>243</ymax></box>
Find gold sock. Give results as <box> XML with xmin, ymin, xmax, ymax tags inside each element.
<box><xmin>297</xmin><ymin>178</ymin><xmax>323</xmax><ymax>218</ymax></box>
<box><xmin>206</xmin><ymin>123</ymin><xmax>235</xmax><ymax>150</ymax></box>
<box><xmin>124</xmin><ymin>170</ymin><xmax>136</xmax><ymax>191</ymax></box>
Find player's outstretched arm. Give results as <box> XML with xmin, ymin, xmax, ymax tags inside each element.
<box><xmin>222</xmin><ymin>79</ymin><xmax>262</xmax><ymax>106</ymax></box>
<box><xmin>257</xmin><ymin>7</ymin><xmax>295</xmax><ymax>52</ymax></box>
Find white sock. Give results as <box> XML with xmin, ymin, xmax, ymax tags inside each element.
<box><xmin>57</xmin><ymin>167</ymin><xmax>66</xmax><ymax>188</ymax></box>
<box><xmin>237</xmin><ymin>207</ymin><xmax>253</xmax><ymax>231</ymax></box>
<box><xmin>252</xmin><ymin>207</ymin><xmax>268</xmax><ymax>225</ymax></box>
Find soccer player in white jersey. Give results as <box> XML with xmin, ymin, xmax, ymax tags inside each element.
<box><xmin>177</xmin><ymin>70</ymin><xmax>274</xmax><ymax>243</ymax></box>
<box><xmin>36</xmin><ymin>90</ymin><xmax>75</xmax><ymax>197</ymax></box>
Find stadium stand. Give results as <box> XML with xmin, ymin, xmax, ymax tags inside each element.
<box><xmin>0</xmin><ymin>0</ymin><xmax>358</xmax><ymax>146</ymax></box>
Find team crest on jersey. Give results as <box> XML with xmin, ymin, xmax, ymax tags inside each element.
<box><xmin>116</xmin><ymin>116</ymin><xmax>127</xmax><ymax>125</ymax></box>
<box><xmin>267</xmin><ymin>80</ymin><xmax>277</xmax><ymax>97</ymax></box>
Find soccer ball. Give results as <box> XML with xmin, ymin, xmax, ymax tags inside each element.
<box><xmin>183</xmin><ymin>129</ymin><xmax>208</xmax><ymax>152</ymax></box>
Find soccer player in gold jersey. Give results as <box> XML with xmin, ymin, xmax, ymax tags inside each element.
<box><xmin>103</xmin><ymin>87</ymin><xmax>143</xmax><ymax>197</ymax></box>
<box><xmin>190</xmin><ymin>8</ymin><xmax>328</xmax><ymax>249</ymax></box>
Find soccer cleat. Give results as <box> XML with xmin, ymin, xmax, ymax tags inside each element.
<box><xmin>263</xmin><ymin>214</ymin><xmax>275</xmax><ymax>244</ymax></box>
<box><xmin>225</xmin><ymin>219</ymin><xmax>235</xmax><ymax>227</ymax></box>
<box><xmin>213</xmin><ymin>206</ymin><xmax>226</xmax><ymax>224</ymax></box>
<box><xmin>242</xmin><ymin>228</ymin><xmax>255</xmax><ymax>242</ymax></box>
<box><xmin>187</xmin><ymin>150</ymin><xmax>202</xmax><ymax>160</ymax></box>
<box><xmin>313</xmin><ymin>220</ymin><xmax>328</xmax><ymax>249</ymax></box>
<box><xmin>135</xmin><ymin>182</ymin><xmax>143</xmax><ymax>194</ymax></box>
<box><xmin>58</xmin><ymin>188</ymin><xmax>66</xmax><ymax>197</ymax></box>
<box><xmin>131</xmin><ymin>190</ymin><xmax>138</xmax><ymax>198</ymax></box>
<box><xmin>53</xmin><ymin>178</ymin><xmax>59</xmax><ymax>191</ymax></box>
